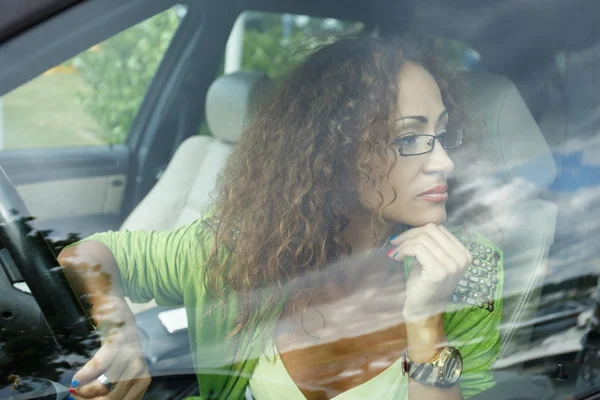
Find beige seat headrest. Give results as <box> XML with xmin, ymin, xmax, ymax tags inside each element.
<box><xmin>205</xmin><ymin>70</ymin><xmax>271</xmax><ymax>143</ymax></box>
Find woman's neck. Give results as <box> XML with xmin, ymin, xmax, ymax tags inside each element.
<box><xmin>285</xmin><ymin>211</ymin><xmax>402</xmax><ymax>314</ymax></box>
<box><xmin>342</xmin><ymin>211</ymin><xmax>395</xmax><ymax>255</ymax></box>
<box><xmin>314</xmin><ymin>212</ymin><xmax>396</xmax><ymax>301</ymax></box>
<box><xmin>282</xmin><ymin>213</ymin><xmax>402</xmax><ymax>330</ymax></box>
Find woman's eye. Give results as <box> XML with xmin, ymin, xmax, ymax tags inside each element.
<box><xmin>400</xmin><ymin>136</ymin><xmax>418</xmax><ymax>147</ymax></box>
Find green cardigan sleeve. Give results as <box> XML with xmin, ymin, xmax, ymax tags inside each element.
<box><xmin>81</xmin><ymin>219</ymin><xmax>207</xmax><ymax>307</ymax></box>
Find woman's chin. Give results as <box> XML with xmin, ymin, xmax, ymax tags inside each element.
<box><xmin>408</xmin><ymin>209</ymin><xmax>448</xmax><ymax>227</ymax></box>
<box><xmin>384</xmin><ymin>205</ymin><xmax>448</xmax><ymax>227</ymax></box>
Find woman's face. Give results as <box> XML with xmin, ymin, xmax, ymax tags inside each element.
<box><xmin>360</xmin><ymin>62</ymin><xmax>455</xmax><ymax>227</ymax></box>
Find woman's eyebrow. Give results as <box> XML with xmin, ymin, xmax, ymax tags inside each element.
<box><xmin>397</xmin><ymin>110</ymin><xmax>448</xmax><ymax>124</ymax></box>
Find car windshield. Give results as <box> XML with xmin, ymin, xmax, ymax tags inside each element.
<box><xmin>0</xmin><ymin>1</ymin><xmax>599</xmax><ymax>400</ymax></box>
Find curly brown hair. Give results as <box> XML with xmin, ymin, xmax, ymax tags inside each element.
<box><xmin>202</xmin><ymin>34</ymin><xmax>481</xmax><ymax>337</ymax></box>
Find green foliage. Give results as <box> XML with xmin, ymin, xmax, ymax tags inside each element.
<box><xmin>242</xmin><ymin>27</ymin><xmax>304</xmax><ymax>78</ymax></box>
<box><xmin>72</xmin><ymin>9</ymin><xmax>180</xmax><ymax>144</ymax></box>
<box><xmin>433</xmin><ymin>37</ymin><xmax>470</xmax><ymax>68</ymax></box>
<box><xmin>242</xmin><ymin>25</ymin><xmax>287</xmax><ymax>78</ymax></box>
<box><xmin>241</xmin><ymin>16</ymin><xmax>362</xmax><ymax>79</ymax></box>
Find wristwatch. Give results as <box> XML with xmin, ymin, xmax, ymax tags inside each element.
<box><xmin>401</xmin><ymin>346</ymin><xmax>463</xmax><ymax>388</ymax></box>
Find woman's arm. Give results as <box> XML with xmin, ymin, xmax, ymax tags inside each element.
<box><xmin>388</xmin><ymin>223</ymin><xmax>473</xmax><ymax>400</ymax></box>
<box><xmin>58</xmin><ymin>241</ymin><xmax>127</xmax><ymax>326</ymax></box>
<box><xmin>58</xmin><ymin>219</ymin><xmax>210</xmax><ymax>398</ymax></box>
<box><xmin>58</xmin><ymin>241</ymin><xmax>151</xmax><ymax>400</ymax></box>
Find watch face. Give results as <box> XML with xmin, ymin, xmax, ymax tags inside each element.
<box><xmin>442</xmin><ymin>349</ymin><xmax>463</xmax><ymax>384</ymax></box>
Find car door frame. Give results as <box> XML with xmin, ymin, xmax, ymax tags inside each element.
<box><xmin>0</xmin><ymin>0</ymin><xmax>209</xmax><ymax>237</ymax></box>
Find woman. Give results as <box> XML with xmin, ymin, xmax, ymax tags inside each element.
<box><xmin>59</xmin><ymin>35</ymin><xmax>503</xmax><ymax>400</ymax></box>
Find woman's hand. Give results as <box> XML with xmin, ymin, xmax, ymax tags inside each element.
<box><xmin>388</xmin><ymin>223</ymin><xmax>473</xmax><ymax>322</ymax></box>
<box><xmin>69</xmin><ymin>298</ymin><xmax>151</xmax><ymax>400</ymax></box>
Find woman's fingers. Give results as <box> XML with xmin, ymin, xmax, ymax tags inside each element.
<box><xmin>390</xmin><ymin>224</ymin><xmax>472</xmax><ymax>271</ymax></box>
<box><xmin>391</xmin><ymin>225</ymin><xmax>478</xmax><ymax>322</ymax></box>
<box><xmin>112</xmin><ymin>356</ymin><xmax>150</xmax><ymax>399</ymax></box>
<box><xmin>390</xmin><ymin>232</ymin><xmax>459</xmax><ymax>275</ymax></box>
<box><xmin>71</xmin><ymin>355</ymin><xmax>150</xmax><ymax>400</ymax></box>
<box><xmin>75</xmin><ymin>367</ymin><xmax>122</xmax><ymax>398</ymax></box>
<box><xmin>78</xmin><ymin>331</ymin><xmax>134</xmax><ymax>397</ymax></box>
<box><xmin>89</xmin><ymin>377</ymin><xmax>136</xmax><ymax>400</ymax></box>
<box><xmin>72</xmin><ymin>354</ymin><xmax>150</xmax><ymax>399</ymax></box>
<box><xmin>122</xmin><ymin>373</ymin><xmax>152</xmax><ymax>400</ymax></box>
<box><xmin>71</xmin><ymin>338</ymin><xmax>117</xmax><ymax>388</ymax></box>
<box><xmin>70</xmin><ymin>381</ymin><xmax>129</xmax><ymax>400</ymax></box>
<box><xmin>390</xmin><ymin>239</ymin><xmax>450</xmax><ymax>282</ymax></box>
<box><xmin>419</xmin><ymin>226</ymin><xmax>465</xmax><ymax>269</ymax></box>
<box><xmin>72</xmin><ymin>325</ymin><xmax>149</xmax><ymax>399</ymax></box>
<box><xmin>395</xmin><ymin>235</ymin><xmax>450</xmax><ymax>267</ymax></box>
<box><xmin>69</xmin><ymin>377</ymin><xmax>147</xmax><ymax>400</ymax></box>
<box><xmin>438</xmin><ymin>225</ymin><xmax>473</xmax><ymax>265</ymax></box>
<box><xmin>390</xmin><ymin>224</ymin><xmax>428</xmax><ymax>244</ymax></box>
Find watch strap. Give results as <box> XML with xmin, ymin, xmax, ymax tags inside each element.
<box><xmin>403</xmin><ymin>355</ymin><xmax>439</xmax><ymax>386</ymax></box>
<box><xmin>401</xmin><ymin>347</ymin><xmax>462</xmax><ymax>388</ymax></box>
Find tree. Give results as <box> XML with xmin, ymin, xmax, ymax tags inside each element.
<box><xmin>72</xmin><ymin>9</ymin><xmax>180</xmax><ymax>144</ymax></box>
<box><xmin>241</xmin><ymin>14</ymin><xmax>362</xmax><ymax>79</ymax></box>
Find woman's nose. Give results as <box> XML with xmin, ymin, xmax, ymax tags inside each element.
<box><xmin>424</xmin><ymin>143</ymin><xmax>455</xmax><ymax>175</ymax></box>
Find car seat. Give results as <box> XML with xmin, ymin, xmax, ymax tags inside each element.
<box><xmin>121</xmin><ymin>70</ymin><xmax>271</xmax><ymax>232</ymax></box>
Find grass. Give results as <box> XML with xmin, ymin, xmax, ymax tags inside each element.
<box><xmin>2</xmin><ymin>73</ymin><xmax>109</xmax><ymax>149</ymax></box>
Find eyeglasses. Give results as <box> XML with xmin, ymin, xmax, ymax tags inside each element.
<box><xmin>393</xmin><ymin>128</ymin><xmax>464</xmax><ymax>156</ymax></box>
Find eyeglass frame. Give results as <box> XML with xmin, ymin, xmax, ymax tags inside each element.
<box><xmin>394</xmin><ymin>128</ymin><xmax>464</xmax><ymax>157</ymax></box>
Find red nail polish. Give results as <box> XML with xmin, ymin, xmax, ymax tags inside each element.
<box><xmin>69</xmin><ymin>388</ymin><xmax>77</xmax><ymax>394</ymax></box>
<box><xmin>387</xmin><ymin>248</ymin><xmax>396</xmax><ymax>257</ymax></box>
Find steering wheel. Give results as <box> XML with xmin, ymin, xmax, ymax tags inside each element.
<box><xmin>0</xmin><ymin>166</ymin><xmax>95</xmax><ymax>351</ymax></box>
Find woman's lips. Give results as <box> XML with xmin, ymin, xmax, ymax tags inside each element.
<box><xmin>417</xmin><ymin>185</ymin><xmax>448</xmax><ymax>202</ymax></box>
<box><xmin>418</xmin><ymin>192</ymin><xmax>449</xmax><ymax>202</ymax></box>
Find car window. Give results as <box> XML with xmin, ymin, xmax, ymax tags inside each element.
<box><xmin>0</xmin><ymin>5</ymin><xmax>184</xmax><ymax>150</ymax></box>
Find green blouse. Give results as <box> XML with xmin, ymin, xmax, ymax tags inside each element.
<box><xmin>82</xmin><ymin>218</ymin><xmax>503</xmax><ymax>399</ymax></box>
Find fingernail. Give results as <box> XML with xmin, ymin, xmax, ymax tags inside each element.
<box><xmin>67</xmin><ymin>396</ymin><xmax>75</xmax><ymax>400</ymax></box>
<box><xmin>69</xmin><ymin>388</ymin><xmax>77</xmax><ymax>394</ymax></box>
<box><xmin>390</xmin><ymin>234</ymin><xmax>399</xmax><ymax>241</ymax></box>
<box><xmin>70</xmin><ymin>380</ymin><xmax>81</xmax><ymax>388</ymax></box>
<box><xmin>387</xmin><ymin>248</ymin><xmax>398</xmax><ymax>258</ymax></box>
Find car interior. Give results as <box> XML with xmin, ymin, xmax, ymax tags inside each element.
<box><xmin>0</xmin><ymin>0</ymin><xmax>599</xmax><ymax>399</ymax></box>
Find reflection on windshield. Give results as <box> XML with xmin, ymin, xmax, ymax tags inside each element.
<box><xmin>2</xmin><ymin>11</ymin><xmax>600</xmax><ymax>400</ymax></box>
